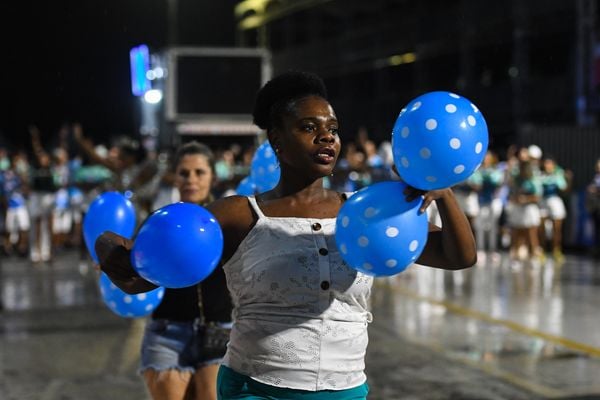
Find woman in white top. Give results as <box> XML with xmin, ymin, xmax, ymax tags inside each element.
<box><xmin>97</xmin><ymin>71</ymin><xmax>477</xmax><ymax>399</ymax></box>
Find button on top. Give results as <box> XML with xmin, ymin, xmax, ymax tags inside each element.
<box><xmin>318</xmin><ymin>248</ymin><xmax>328</xmax><ymax>256</ymax></box>
<box><xmin>320</xmin><ymin>281</ymin><xmax>330</xmax><ymax>290</ymax></box>
<box><xmin>311</xmin><ymin>222</ymin><xmax>322</xmax><ymax>231</ymax></box>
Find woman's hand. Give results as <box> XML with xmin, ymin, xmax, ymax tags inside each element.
<box><xmin>392</xmin><ymin>164</ymin><xmax>451</xmax><ymax>213</ymax></box>
<box><xmin>95</xmin><ymin>231</ymin><xmax>158</xmax><ymax>294</ymax></box>
<box><xmin>403</xmin><ymin>185</ymin><xmax>452</xmax><ymax>214</ymax></box>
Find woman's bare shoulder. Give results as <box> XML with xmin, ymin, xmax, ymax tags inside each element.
<box><xmin>207</xmin><ymin>195</ymin><xmax>254</xmax><ymax>228</ymax></box>
<box><xmin>207</xmin><ymin>195</ymin><xmax>256</xmax><ymax>262</ymax></box>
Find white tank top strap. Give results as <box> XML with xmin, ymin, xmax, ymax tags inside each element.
<box><xmin>246</xmin><ymin>195</ymin><xmax>266</xmax><ymax>220</ymax></box>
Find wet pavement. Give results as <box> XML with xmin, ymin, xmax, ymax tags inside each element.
<box><xmin>1</xmin><ymin>249</ymin><xmax>599</xmax><ymax>400</ymax></box>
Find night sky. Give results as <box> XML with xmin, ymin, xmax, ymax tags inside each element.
<box><xmin>0</xmin><ymin>0</ymin><xmax>169</xmax><ymax>150</ymax></box>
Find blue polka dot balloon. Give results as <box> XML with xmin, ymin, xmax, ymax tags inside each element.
<box><xmin>250</xmin><ymin>141</ymin><xmax>280</xmax><ymax>193</ymax></box>
<box><xmin>392</xmin><ymin>91</ymin><xmax>488</xmax><ymax>190</ymax></box>
<box><xmin>335</xmin><ymin>181</ymin><xmax>429</xmax><ymax>276</ymax></box>
<box><xmin>98</xmin><ymin>272</ymin><xmax>164</xmax><ymax>318</ymax></box>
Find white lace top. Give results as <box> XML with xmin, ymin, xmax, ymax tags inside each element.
<box><xmin>222</xmin><ymin>195</ymin><xmax>374</xmax><ymax>391</ymax></box>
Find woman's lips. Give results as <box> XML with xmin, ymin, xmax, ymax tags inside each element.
<box><xmin>314</xmin><ymin>148</ymin><xmax>335</xmax><ymax>164</ymax></box>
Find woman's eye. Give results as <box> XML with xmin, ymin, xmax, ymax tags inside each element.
<box><xmin>329</xmin><ymin>127</ymin><xmax>339</xmax><ymax>135</ymax></box>
<box><xmin>301</xmin><ymin>124</ymin><xmax>316</xmax><ymax>132</ymax></box>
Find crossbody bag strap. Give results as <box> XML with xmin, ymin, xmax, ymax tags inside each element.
<box><xmin>196</xmin><ymin>284</ymin><xmax>206</xmax><ymax>325</ymax></box>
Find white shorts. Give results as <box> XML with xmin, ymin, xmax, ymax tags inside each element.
<box><xmin>53</xmin><ymin>209</ymin><xmax>73</xmax><ymax>233</ymax></box>
<box><xmin>507</xmin><ymin>202</ymin><xmax>541</xmax><ymax>228</ymax></box>
<box><xmin>475</xmin><ymin>199</ymin><xmax>503</xmax><ymax>231</ymax></box>
<box><xmin>540</xmin><ymin>195</ymin><xmax>566</xmax><ymax>220</ymax></box>
<box><xmin>455</xmin><ymin>191</ymin><xmax>480</xmax><ymax>218</ymax></box>
<box><xmin>28</xmin><ymin>192</ymin><xmax>55</xmax><ymax>219</ymax></box>
<box><xmin>6</xmin><ymin>206</ymin><xmax>31</xmax><ymax>232</ymax></box>
<box><xmin>71</xmin><ymin>208</ymin><xmax>83</xmax><ymax>224</ymax></box>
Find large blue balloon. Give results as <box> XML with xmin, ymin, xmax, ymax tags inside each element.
<box><xmin>335</xmin><ymin>181</ymin><xmax>429</xmax><ymax>276</ymax></box>
<box><xmin>131</xmin><ymin>202</ymin><xmax>224</xmax><ymax>288</ymax></box>
<box><xmin>83</xmin><ymin>191</ymin><xmax>136</xmax><ymax>263</ymax></box>
<box><xmin>392</xmin><ymin>91</ymin><xmax>489</xmax><ymax>190</ymax></box>
<box><xmin>98</xmin><ymin>272</ymin><xmax>164</xmax><ymax>318</ymax></box>
<box><xmin>250</xmin><ymin>141</ymin><xmax>280</xmax><ymax>193</ymax></box>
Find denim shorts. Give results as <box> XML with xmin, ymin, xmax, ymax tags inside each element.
<box><xmin>139</xmin><ymin>319</ymin><xmax>229</xmax><ymax>374</ymax></box>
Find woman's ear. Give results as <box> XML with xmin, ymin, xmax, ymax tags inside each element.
<box><xmin>267</xmin><ymin>129</ymin><xmax>281</xmax><ymax>154</ymax></box>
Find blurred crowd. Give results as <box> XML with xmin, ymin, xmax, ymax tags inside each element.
<box><xmin>1</xmin><ymin>123</ymin><xmax>600</xmax><ymax>265</ymax></box>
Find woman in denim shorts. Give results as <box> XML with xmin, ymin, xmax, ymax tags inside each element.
<box><xmin>137</xmin><ymin>141</ymin><xmax>233</xmax><ymax>400</ymax></box>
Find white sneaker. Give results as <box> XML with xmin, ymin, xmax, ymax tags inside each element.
<box><xmin>476</xmin><ymin>251</ymin><xmax>487</xmax><ymax>265</ymax></box>
<box><xmin>30</xmin><ymin>252</ymin><xmax>41</xmax><ymax>263</ymax></box>
<box><xmin>78</xmin><ymin>261</ymin><xmax>89</xmax><ymax>275</ymax></box>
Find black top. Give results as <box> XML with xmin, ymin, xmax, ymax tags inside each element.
<box><xmin>31</xmin><ymin>167</ymin><xmax>56</xmax><ymax>192</ymax></box>
<box><xmin>151</xmin><ymin>265</ymin><xmax>233</xmax><ymax>323</ymax></box>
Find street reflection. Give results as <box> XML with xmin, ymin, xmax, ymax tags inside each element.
<box><xmin>372</xmin><ymin>252</ymin><xmax>600</xmax><ymax>397</ymax></box>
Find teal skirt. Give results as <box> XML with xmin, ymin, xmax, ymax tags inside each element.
<box><xmin>217</xmin><ymin>365</ymin><xmax>369</xmax><ymax>400</ymax></box>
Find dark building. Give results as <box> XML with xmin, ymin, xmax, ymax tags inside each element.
<box><xmin>233</xmin><ymin>0</ymin><xmax>600</xmax><ymax>189</ymax></box>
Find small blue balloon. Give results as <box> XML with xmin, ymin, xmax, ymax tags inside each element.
<box><xmin>335</xmin><ymin>181</ymin><xmax>429</xmax><ymax>276</ymax></box>
<box><xmin>131</xmin><ymin>202</ymin><xmax>224</xmax><ymax>288</ymax></box>
<box><xmin>392</xmin><ymin>91</ymin><xmax>489</xmax><ymax>190</ymax></box>
<box><xmin>235</xmin><ymin>176</ymin><xmax>256</xmax><ymax>196</ymax></box>
<box><xmin>98</xmin><ymin>272</ymin><xmax>164</xmax><ymax>318</ymax></box>
<box><xmin>250</xmin><ymin>141</ymin><xmax>280</xmax><ymax>193</ymax></box>
<box><xmin>83</xmin><ymin>191</ymin><xmax>136</xmax><ymax>263</ymax></box>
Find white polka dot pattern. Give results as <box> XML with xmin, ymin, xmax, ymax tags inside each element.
<box><xmin>340</xmin><ymin>243</ymin><xmax>347</xmax><ymax>254</ymax></box>
<box><xmin>385</xmin><ymin>227</ymin><xmax>399</xmax><ymax>237</ymax></box>
<box><xmin>475</xmin><ymin>142</ymin><xmax>483</xmax><ymax>154</ymax></box>
<box><xmin>409</xmin><ymin>240</ymin><xmax>419</xmax><ymax>252</ymax></box>
<box><xmin>358</xmin><ymin>236</ymin><xmax>369</xmax><ymax>247</ymax></box>
<box><xmin>364</xmin><ymin>207</ymin><xmax>377</xmax><ymax>218</ymax></box>
<box><xmin>425</xmin><ymin>119</ymin><xmax>437</xmax><ymax>130</ymax></box>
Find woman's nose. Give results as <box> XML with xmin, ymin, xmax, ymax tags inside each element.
<box><xmin>317</xmin><ymin>130</ymin><xmax>335</xmax><ymax>143</ymax></box>
<box><xmin>184</xmin><ymin>172</ymin><xmax>197</xmax><ymax>183</ymax></box>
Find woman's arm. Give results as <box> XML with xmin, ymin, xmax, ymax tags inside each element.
<box><xmin>407</xmin><ymin>186</ymin><xmax>477</xmax><ymax>270</ymax></box>
<box><xmin>72</xmin><ymin>123</ymin><xmax>120</xmax><ymax>172</ymax></box>
<box><xmin>28</xmin><ymin>125</ymin><xmax>47</xmax><ymax>165</ymax></box>
<box><xmin>96</xmin><ymin>195</ymin><xmax>253</xmax><ymax>294</ymax></box>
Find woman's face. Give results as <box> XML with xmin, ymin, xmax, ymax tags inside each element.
<box><xmin>273</xmin><ymin>95</ymin><xmax>341</xmax><ymax>178</ymax></box>
<box><xmin>543</xmin><ymin>159</ymin><xmax>555</xmax><ymax>173</ymax></box>
<box><xmin>175</xmin><ymin>154</ymin><xmax>213</xmax><ymax>204</ymax></box>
